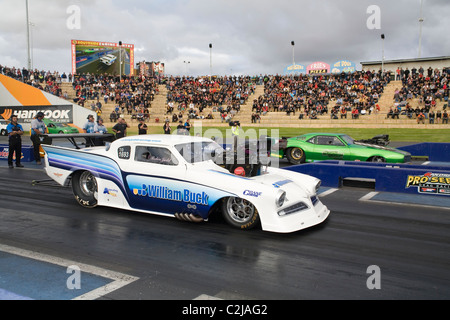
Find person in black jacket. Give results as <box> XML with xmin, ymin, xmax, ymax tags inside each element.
<box><xmin>7</xmin><ymin>115</ymin><xmax>24</xmax><ymax>168</ymax></box>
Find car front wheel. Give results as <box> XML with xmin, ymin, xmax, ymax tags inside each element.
<box><xmin>72</xmin><ymin>171</ymin><xmax>98</xmax><ymax>208</ymax></box>
<box><xmin>222</xmin><ymin>197</ymin><xmax>259</xmax><ymax>230</ymax></box>
<box><xmin>369</xmin><ymin>156</ymin><xmax>386</xmax><ymax>162</ymax></box>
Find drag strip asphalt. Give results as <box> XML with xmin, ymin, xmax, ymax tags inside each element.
<box><xmin>0</xmin><ymin>165</ymin><xmax>449</xmax><ymax>300</ymax></box>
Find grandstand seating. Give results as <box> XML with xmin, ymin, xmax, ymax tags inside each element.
<box><xmin>2</xmin><ymin>62</ymin><xmax>447</xmax><ymax>130</ymax></box>
<box><xmin>59</xmin><ymin>79</ymin><xmax>448</xmax><ymax>129</ymax></box>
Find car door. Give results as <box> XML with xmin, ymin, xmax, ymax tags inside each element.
<box><xmin>123</xmin><ymin>145</ymin><xmax>188</xmax><ymax>214</ymax></box>
<box><xmin>312</xmin><ymin>135</ymin><xmax>350</xmax><ymax>161</ymax></box>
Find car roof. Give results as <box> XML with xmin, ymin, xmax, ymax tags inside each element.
<box><xmin>297</xmin><ymin>133</ymin><xmax>346</xmax><ymax>138</ymax></box>
<box><xmin>113</xmin><ymin>134</ymin><xmax>213</xmax><ymax>146</ymax></box>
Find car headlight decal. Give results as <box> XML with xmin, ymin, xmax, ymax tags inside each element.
<box><xmin>276</xmin><ymin>190</ymin><xmax>286</xmax><ymax>207</ymax></box>
<box><xmin>315</xmin><ymin>181</ymin><xmax>321</xmax><ymax>193</ymax></box>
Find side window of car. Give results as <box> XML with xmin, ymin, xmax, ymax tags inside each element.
<box><xmin>331</xmin><ymin>137</ymin><xmax>345</xmax><ymax>146</ymax></box>
<box><xmin>118</xmin><ymin>146</ymin><xmax>131</xmax><ymax>159</ymax></box>
<box><xmin>306</xmin><ymin>137</ymin><xmax>316</xmax><ymax>144</ymax></box>
<box><xmin>135</xmin><ymin>146</ymin><xmax>179</xmax><ymax>166</ymax></box>
<box><xmin>317</xmin><ymin>136</ymin><xmax>343</xmax><ymax>146</ymax></box>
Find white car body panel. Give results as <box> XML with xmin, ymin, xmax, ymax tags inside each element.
<box><xmin>43</xmin><ymin>135</ymin><xmax>330</xmax><ymax>233</ymax></box>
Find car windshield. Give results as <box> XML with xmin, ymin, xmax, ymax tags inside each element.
<box><xmin>339</xmin><ymin>134</ymin><xmax>354</xmax><ymax>145</ymax></box>
<box><xmin>175</xmin><ymin>141</ymin><xmax>224</xmax><ymax>163</ymax></box>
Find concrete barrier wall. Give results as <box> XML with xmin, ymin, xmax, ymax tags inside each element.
<box><xmin>398</xmin><ymin>143</ymin><xmax>450</xmax><ymax>162</ymax></box>
<box><xmin>0</xmin><ymin>144</ymin><xmax>35</xmax><ymax>162</ymax></box>
<box><xmin>284</xmin><ymin>160</ymin><xmax>450</xmax><ymax>196</ymax></box>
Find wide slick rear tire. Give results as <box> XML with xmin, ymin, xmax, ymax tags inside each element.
<box><xmin>286</xmin><ymin>147</ymin><xmax>306</xmax><ymax>164</ymax></box>
<box><xmin>222</xmin><ymin>197</ymin><xmax>260</xmax><ymax>230</ymax></box>
<box><xmin>72</xmin><ymin>171</ymin><xmax>98</xmax><ymax>208</ymax></box>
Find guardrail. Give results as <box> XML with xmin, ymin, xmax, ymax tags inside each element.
<box><xmin>284</xmin><ymin>160</ymin><xmax>450</xmax><ymax>196</ymax></box>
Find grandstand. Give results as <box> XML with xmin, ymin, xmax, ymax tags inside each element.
<box><xmin>58</xmin><ymin>78</ymin><xmax>448</xmax><ymax>130</ymax></box>
<box><xmin>2</xmin><ymin>63</ymin><xmax>448</xmax><ymax>130</ymax></box>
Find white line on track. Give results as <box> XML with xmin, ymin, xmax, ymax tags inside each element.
<box><xmin>319</xmin><ymin>188</ymin><xmax>338</xmax><ymax>197</ymax></box>
<box><xmin>0</xmin><ymin>244</ymin><xmax>139</xmax><ymax>300</ymax></box>
<box><xmin>359</xmin><ymin>191</ymin><xmax>379</xmax><ymax>201</ymax></box>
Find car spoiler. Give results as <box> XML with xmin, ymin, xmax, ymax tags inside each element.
<box><xmin>41</xmin><ymin>133</ymin><xmax>115</xmax><ymax>149</ymax></box>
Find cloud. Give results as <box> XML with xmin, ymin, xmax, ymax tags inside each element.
<box><xmin>0</xmin><ymin>0</ymin><xmax>448</xmax><ymax>76</ymax></box>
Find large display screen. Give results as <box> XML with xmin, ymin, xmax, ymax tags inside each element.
<box><xmin>71</xmin><ymin>40</ymin><xmax>134</xmax><ymax>76</ymax></box>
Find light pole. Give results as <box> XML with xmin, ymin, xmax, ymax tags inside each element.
<box><xmin>209</xmin><ymin>43</ymin><xmax>212</xmax><ymax>81</ymax></box>
<box><xmin>25</xmin><ymin>0</ymin><xmax>31</xmax><ymax>70</ymax></box>
<box><xmin>381</xmin><ymin>34</ymin><xmax>385</xmax><ymax>78</ymax></box>
<box><xmin>29</xmin><ymin>21</ymin><xmax>35</xmax><ymax>70</ymax></box>
<box><xmin>183</xmin><ymin>61</ymin><xmax>190</xmax><ymax>76</ymax></box>
<box><xmin>418</xmin><ymin>0</ymin><xmax>424</xmax><ymax>58</ymax></box>
<box><xmin>291</xmin><ymin>41</ymin><xmax>295</xmax><ymax>66</ymax></box>
<box><xmin>119</xmin><ymin>41</ymin><xmax>122</xmax><ymax>81</ymax></box>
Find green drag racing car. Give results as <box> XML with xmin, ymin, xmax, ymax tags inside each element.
<box><xmin>276</xmin><ymin>133</ymin><xmax>411</xmax><ymax>165</ymax></box>
<box><xmin>43</xmin><ymin>119</ymin><xmax>80</xmax><ymax>134</ymax></box>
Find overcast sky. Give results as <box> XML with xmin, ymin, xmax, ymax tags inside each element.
<box><xmin>0</xmin><ymin>0</ymin><xmax>449</xmax><ymax>76</ymax></box>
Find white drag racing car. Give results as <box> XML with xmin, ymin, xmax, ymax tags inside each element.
<box><xmin>100</xmin><ymin>54</ymin><xmax>117</xmax><ymax>66</ymax></box>
<box><xmin>43</xmin><ymin>135</ymin><xmax>330</xmax><ymax>233</ymax></box>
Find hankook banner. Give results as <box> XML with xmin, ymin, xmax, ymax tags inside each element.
<box><xmin>0</xmin><ymin>105</ymin><xmax>73</xmax><ymax>123</ymax></box>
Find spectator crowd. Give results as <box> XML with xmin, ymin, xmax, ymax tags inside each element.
<box><xmin>1</xmin><ymin>63</ymin><xmax>449</xmax><ymax>126</ymax></box>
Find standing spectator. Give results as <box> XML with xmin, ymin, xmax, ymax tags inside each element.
<box><xmin>7</xmin><ymin>115</ymin><xmax>24</xmax><ymax>168</ymax></box>
<box><xmin>138</xmin><ymin>118</ymin><xmax>148</xmax><ymax>135</ymax></box>
<box><xmin>112</xmin><ymin>117</ymin><xmax>129</xmax><ymax>139</ymax></box>
<box><xmin>176</xmin><ymin>120</ymin><xmax>188</xmax><ymax>135</ymax></box>
<box><xmin>30</xmin><ymin>112</ymin><xmax>47</xmax><ymax>165</ymax></box>
<box><xmin>442</xmin><ymin>109</ymin><xmax>449</xmax><ymax>124</ymax></box>
<box><xmin>83</xmin><ymin>115</ymin><xmax>96</xmax><ymax>133</ymax></box>
<box><xmin>94</xmin><ymin>118</ymin><xmax>108</xmax><ymax>134</ymax></box>
<box><xmin>163</xmin><ymin>119</ymin><xmax>171</xmax><ymax>134</ymax></box>
<box><xmin>428</xmin><ymin>110</ymin><xmax>435</xmax><ymax>124</ymax></box>
<box><xmin>184</xmin><ymin>118</ymin><xmax>191</xmax><ymax>133</ymax></box>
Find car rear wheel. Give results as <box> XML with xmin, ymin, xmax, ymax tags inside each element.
<box><xmin>286</xmin><ymin>147</ymin><xmax>306</xmax><ymax>165</ymax></box>
<box><xmin>222</xmin><ymin>197</ymin><xmax>259</xmax><ymax>230</ymax></box>
<box><xmin>72</xmin><ymin>171</ymin><xmax>98</xmax><ymax>208</ymax></box>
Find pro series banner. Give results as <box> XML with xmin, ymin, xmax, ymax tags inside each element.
<box><xmin>406</xmin><ymin>172</ymin><xmax>450</xmax><ymax>196</ymax></box>
<box><xmin>0</xmin><ymin>105</ymin><xmax>73</xmax><ymax>123</ymax></box>
<box><xmin>71</xmin><ymin>40</ymin><xmax>135</xmax><ymax>76</ymax></box>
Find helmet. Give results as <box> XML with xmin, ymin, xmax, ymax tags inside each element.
<box><xmin>36</xmin><ymin>112</ymin><xmax>45</xmax><ymax>118</ymax></box>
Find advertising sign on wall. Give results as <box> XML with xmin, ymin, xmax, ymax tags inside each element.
<box><xmin>307</xmin><ymin>62</ymin><xmax>330</xmax><ymax>74</ymax></box>
<box><xmin>406</xmin><ymin>172</ymin><xmax>450</xmax><ymax>196</ymax></box>
<box><xmin>331</xmin><ymin>60</ymin><xmax>356</xmax><ymax>74</ymax></box>
<box><xmin>71</xmin><ymin>40</ymin><xmax>135</xmax><ymax>76</ymax></box>
<box><xmin>0</xmin><ymin>105</ymin><xmax>73</xmax><ymax>123</ymax></box>
<box><xmin>284</xmin><ymin>64</ymin><xmax>307</xmax><ymax>75</ymax></box>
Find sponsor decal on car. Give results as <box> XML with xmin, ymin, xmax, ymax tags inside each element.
<box><xmin>243</xmin><ymin>190</ymin><xmax>262</xmax><ymax>197</ymax></box>
<box><xmin>103</xmin><ymin>188</ymin><xmax>118</xmax><ymax>197</ymax></box>
<box><xmin>406</xmin><ymin>172</ymin><xmax>450</xmax><ymax>196</ymax></box>
<box><xmin>133</xmin><ymin>184</ymin><xmax>209</xmax><ymax>205</ymax></box>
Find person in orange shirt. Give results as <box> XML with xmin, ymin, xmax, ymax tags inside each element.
<box><xmin>417</xmin><ymin>112</ymin><xmax>425</xmax><ymax>124</ymax></box>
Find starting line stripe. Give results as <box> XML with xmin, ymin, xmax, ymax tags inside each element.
<box><xmin>0</xmin><ymin>244</ymin><xmax>139</xmax><ymax>300</ymax></box>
